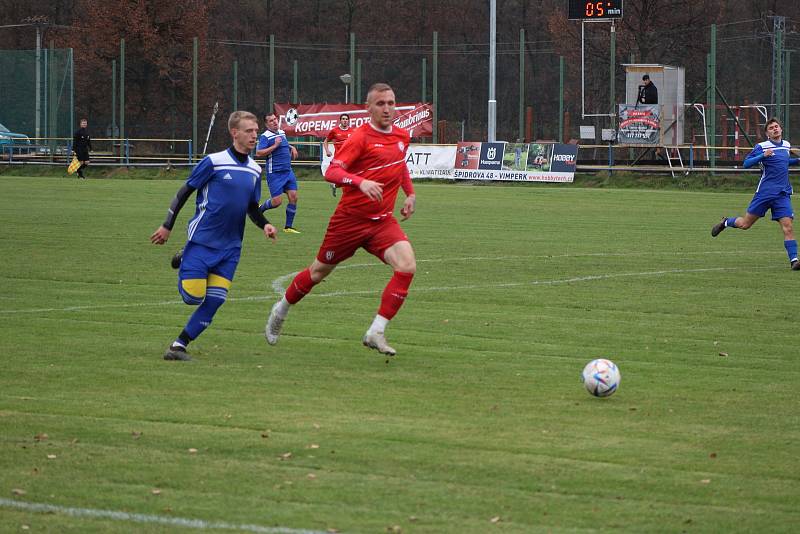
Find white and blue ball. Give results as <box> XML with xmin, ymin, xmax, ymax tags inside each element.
<box><xmin>581</xmin><ymin>358</ymin><xmax>620</xmax><ymax>398</ymax></box>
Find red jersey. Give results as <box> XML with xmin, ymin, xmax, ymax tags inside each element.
<box><xmin>325</xmin><ymin>123</ymin><xmax>413</xmax><ymax>220</ymax></box>
<box><xmin>325</xmin><ymin>125</ymin><xmax>353</xmax><ymax>147</ymax></box>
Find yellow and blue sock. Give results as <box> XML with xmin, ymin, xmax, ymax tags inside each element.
<box><xmin>182</xmin><ymin>286</ymin><xmax>228</xmax><ymax>341</ymax></box>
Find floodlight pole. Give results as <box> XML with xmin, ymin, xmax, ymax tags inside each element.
<box><xmin>487</xmin><ymin>0</ymin><xmax>497</xmax><ymax>142</ymax></box>
<box><xmin>35</xmin><ymin>25</ymin><xmax>41</xmax><ymax>139</ymax></box>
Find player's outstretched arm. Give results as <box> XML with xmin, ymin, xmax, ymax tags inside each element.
<box><xmin>247</xmin><ymin>202</ymin><xmax>277</xmax><ymax>241</ymax></box>
<box><xmin>151</xmin><ymin>183</ymin><xmax>196</xmax><ymax>244</ymax></box>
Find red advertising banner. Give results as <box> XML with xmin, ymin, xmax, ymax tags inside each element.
<box><xmin>272</xmin><ymin>103</ymin><xmax>433</xmax><ymax>138</ymax></box>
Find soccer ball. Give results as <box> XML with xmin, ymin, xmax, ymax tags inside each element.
<box><xmin>284</xmin><ymin>108</ymin><xmax>299</xmax><ymax>126</ymax></box>
<box><xmin>581</xmin><ymin>359</ymin><xmax>621</xmax><ymax>398</ymax></box>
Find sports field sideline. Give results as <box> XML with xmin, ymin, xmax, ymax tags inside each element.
<box><xmin>1</xmin><ymin>176</ymin><xmax>798</xmax><ymax>533</ymax></box>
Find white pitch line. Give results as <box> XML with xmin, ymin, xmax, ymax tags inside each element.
<box><xmin>0</xmin><ymin>498</ymin><xmax>329</xmax><ymax>534</ymax></box>
<box><xmin>309</xmin><ymin>267</ymin><xmax>736</xmax><ymax>298</ymax></box>
<box><xmin>0</xmin><ymin>249</ymin><xmax>756</xmax><ymax>315</ymax></box>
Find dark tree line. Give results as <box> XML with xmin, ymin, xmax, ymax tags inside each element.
<box><xmin>1</xmin><ymin>0</ymin><xmax>798</xmax><ymax>146</ymax></box>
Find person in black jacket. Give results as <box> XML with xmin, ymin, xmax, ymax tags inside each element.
<box><xmin>638</xmin><ymin>74</ymin><xmax>658</xmax><ymax>105</ymax></box>
<box><xmin>72</xmin><ymin>118</ymin><xmax>91</xmax><ymax>179</ymax></box>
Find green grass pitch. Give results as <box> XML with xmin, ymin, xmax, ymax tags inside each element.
<box><xmin>1</xmin><ymin>175</ymin><xmax>799</xmax><ymax>533</ymax></box>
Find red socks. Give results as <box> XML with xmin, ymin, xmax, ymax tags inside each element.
<box><xmin>378</xmin><ymin>271</ymin><xmax>414</xmax><ymax>320</ymax></box>
<box><xmin>285</xmin><ymin>268</ymin><xmax>316</xmax><ymax>304</ymax></box>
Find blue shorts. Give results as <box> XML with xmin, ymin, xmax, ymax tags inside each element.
<box><xmin>266</xmin><ymin>169</ymin><xmax>298</xmax><ymax>198</ymax></box>
<box><xmin>747</xmin><ymin>192</ymin><xmax>794</xmax><ymax>220</ymax></box>
<box><xmin>179</xmin><ymin>241</ymin><xmax>241</xmax><ymax>284</ymax></box>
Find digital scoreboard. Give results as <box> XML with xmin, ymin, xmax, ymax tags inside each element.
<box><xmin>568</xmin><ymin>0</ymin><xmax>623</xmax><ymax>20</ymax></box>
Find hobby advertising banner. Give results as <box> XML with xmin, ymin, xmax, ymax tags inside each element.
<box><xmin>273</xmin><ymin>103</ymin><xmax>433</xmax><ymax>138</ymax></box>
<box><xmin>618</xmin><ymin>104</ymin><xmax>661</xmax><ymax>144</ymax></box>
<box><xmin>451</xmin><ymin>142</ymin><xmax>577</xmax><ymax>182</ymax></box>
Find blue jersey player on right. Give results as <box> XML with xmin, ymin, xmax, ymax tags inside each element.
<box><xmin>712</xmin><ymin>117</ymin><xmax>800</xmax><ymax>270</ymax></box>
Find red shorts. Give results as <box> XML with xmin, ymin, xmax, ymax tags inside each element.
<box><xmin>316</xmin><ymin>211</ymin><xmax>409</xmax><ymax>265</ymax></box>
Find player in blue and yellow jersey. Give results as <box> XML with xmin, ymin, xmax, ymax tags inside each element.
<box><xmin>257</xmin><ymin>112</ymin><xmax>301</xmax><ymax>233</ymax></box>
<box><xmin>712</xmin><ymin>117</ymin><xmax>800</xmax><ymax>269</ymax></box>
<box><xmin>151</xmin><ymin>111</ymin><xmax>278</xmax><ymax>361</ymax></box>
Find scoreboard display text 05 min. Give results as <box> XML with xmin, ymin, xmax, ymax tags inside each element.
<box><xmin>568</xmin><ymin>0</ymin><xmax>623</xmax><ymax>20</ymax></box>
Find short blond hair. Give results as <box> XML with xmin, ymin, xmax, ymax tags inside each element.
<box><xmin>366</xmin><ymin>83</ymin><xmax>394</xmax><ymax>104</ymax></box>
<box><xmin>228</xmin><ymin>110</ymin><xmax>258</xmax><ymax>130</ymax></box>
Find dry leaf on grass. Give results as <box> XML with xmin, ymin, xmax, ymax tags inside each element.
<box><xmin>700</xmin><ymin>479</ymin><xmax>711</xmax><ymax>484</ymax></box>
<box><xmin>490</xmin><ymin>516</ymin><xmax>501</xmax><ymax>523</ymax></box>
<box><xmin>188</xmin><ymin>448</ymin><xmax>198</xmax><ymax>454</ymax></box>
<box><xmin>34</xmin><ymin>433</ymin><xmax>48</xmax><ymax>442</ymax></box>
<box><xmin>151</xmin><ymin>489</ymin><xmax>162</xmax><ymax>495</ymax></box>
<box><xmin>46</xmin><ymin>454</ymin><xmax>57</xmax><ymax>460</ymax></box>
<box><xmin>11</xmin><ymin>488</ymin><xmax>26</xmax><ymax>496</ymax></box>
<box><xmin>280</xmin><ymin>452</ymin><xmax>293</xmax><ymax>460</ymax></box>
<box><xmin>131</xmin><ymin>431</ymin><xmax>142</xmax><ymax>439</ymax></box>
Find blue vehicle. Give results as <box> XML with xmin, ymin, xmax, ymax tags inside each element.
<box><xmin>0</xmin><ymin>123</ymin><xmax>32</xmax><ymax>159</ymax></box>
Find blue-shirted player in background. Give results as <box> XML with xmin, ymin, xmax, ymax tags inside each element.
<box><xmin>712</xmin><ymin>117</ymin><xmax>800</xmax><ymax>270</ymax></box>
<box><xmin>151</xmin><ymin>111</ymin><xmax>278</xmax><ymax>361</ymax></box>
<box><xmin>257</xmin><ymin>112</ymin><xmax>301</xmax><ymax>234</ymax></box>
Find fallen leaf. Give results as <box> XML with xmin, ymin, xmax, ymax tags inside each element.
<box><xmin>709</xmin><ymin>452</ymin><xmax>717</xmax><ymax>459</ymax></box>
<box><xmin>308</xmin><ymin>444</ymin><xmax>320</xmax><ymax>449</ymax></box>
<box><xmin>46</xmin><ymin>454</ymin><xmax>57</xmax><ymax>460</ymax></box>
<box><xmin>312</xmin><ymin>423</ymin><xmax>321</xmax><ymax>430</ymax></box>
<box><xmin>307</xmin><ymin>473</ymin><xmax>317</xmax><ymax>480</ymax></box>
<box><xmin>224</xmin><ymin>414</ymin><xmax>232</xmax><ymax>420</ymax></box>
<box><xmin>34</xmin><ymin>433</ymin><xmax>48</xmax><ymax>442</ymax></box>
<box><xmin>280</xmin><ymin>452</ymin><xmax>293</xmax><ymax>460</ymax></box>
<box><xmin>131</xmin><ymin>431</ymin><xmax>142</xmax><ymax>439</ymax></box>
<box><xmin>719</xmin><ymin>352</ymin><xmax>728</xmax><ymax>357</ymax></box>
<box><xmin>490</xmin><ymin>516</ymin><xmax>501</xmax><ymax>523</ymax></box>
<box><xmin>408</xmin><ymin>516</ymin><xmax>418</xmax><ymax>522</ymax></box>
<box><xmin>21</xmin><ymin>525</ymin><xmax>30</xmax><ymax>530</ymax></box>
<box><xmin>188</xmin><ymin>448</ymin><xmax>198</xmax><ymax>454</ymax></box>
<box><xmin>327</xmin><ymin>529</ymin><xmax>339</xmax><ymax>533</ymax></box>
<box><xmin>71</xmin><ymin>438</ymin><xmax>79</xmax><ymax>444</ymax></box>
<box><xmin>713</xmin><ymin>341</ymin><xmax>719</xmax><ymax>346</ymax></box>
<box><xmin>11</xmin><ymin>488</ymin><xmax>26</xmax><ymax>496</ymax></box>
<box><xmin>386</xmin><ymin>526</ymin><xmax>402</xmax><ymax>533</ymax></box>
<box><xmin>152</xmin><ymin>489</ymin><xmax>162</xmax><ymax>495</ymax></box>
<box><xmin>700</xmin><ymin>479</ymin><xmax>711</xmax><ymax>484</ymax></box>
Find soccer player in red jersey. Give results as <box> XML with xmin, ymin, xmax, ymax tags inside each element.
<box><xmin>323</xmin><ymin>113</ymin><xmax>353</xmax><ymax>157</ymax></box>
<box><xmin>323</xmin><ymin>113</ymin><xmax>354</xmax><ymax>197</ymax></box>
<box><xmin>265</xmin><ymin>83</ymin><xmax>416</xmax><ymax>356</ymax></box>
